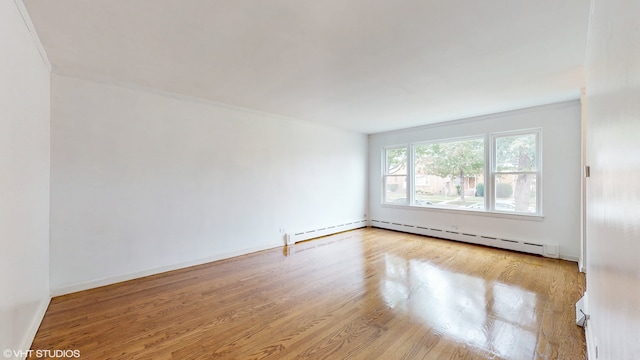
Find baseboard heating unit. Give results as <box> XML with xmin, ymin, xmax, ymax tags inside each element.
<box><xmin>370</xmin><ymin>219</ymin><xmax>559</xmax><ymax>258</ymax></box>
<box><xmin>285</xmin><ymin>219</ymin><xmax>368</xmax><ymax>245</ymax></box>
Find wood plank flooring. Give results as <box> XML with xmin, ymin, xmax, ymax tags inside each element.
<box><xmin>29</xmin><ymin>228</ymin><xmax>586</xmax><ymax>359</ymax></box>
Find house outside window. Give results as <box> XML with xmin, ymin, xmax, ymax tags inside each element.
<box><xmin>382</xmin><ymin>129</ymin><xmax>541</xmax><ymax>216</ymax></box>
<box><xmin>383</xmin><ymin>146</ymin><xmax>408</xmax><ymax>204</ymax></box>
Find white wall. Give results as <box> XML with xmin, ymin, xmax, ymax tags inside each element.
<box><xmin>584</xmin><ymin>0</ymin><xmax>640</xmax><ymax>358</ymax></box>
<box><xmin>50</xmin><ymin>74</ymin><xmax>367</xmax><ymax>294</ymax></box>
<box><xmin>368</xmin><ymin>101</ymin><xmax>582</xmax><ymax>260</ymax></box>
<box><xmin>0</xmin><ymin>0</ymin><xmax>51</xmax><ymax>355</ymax></box>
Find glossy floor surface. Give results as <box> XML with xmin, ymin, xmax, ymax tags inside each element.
<box><xmin>30</xmin><ymin>229</ymin><xmax>586</xmax><ymax>359</ymax></box>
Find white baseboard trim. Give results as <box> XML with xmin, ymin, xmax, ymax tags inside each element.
<box><xmin>578</xmin><ymin>258</ymin><xmax>586</xmax><ymax>273</ymax></box>
<box><xmin>586</xmin><ymin>322</ymin><xmax>596</xmax><ymax>360</ymax></box>
<box><xmin>371</xmin><ymin>220</ymin><xmax>568</xmax><ymax>259</ymax></box>
<box><xmin>285</xmin><ymin>219</ymin><xmax>367</xmax><ymax>244</ymax></box>
<box><xmin>15</xmin><ymin>297</ymin><xmax>50</xmax><ymax>360</ymax></box>
<box><xmin>560</xmin><ymin>254</ymin><xmax>580</xmax><ymax>263</ymax></box>
<box><xmin>285</xmin><ymin>230</ymin><xmax>362</xmax><ymax>255</ymax></box>
<box><xmin>50</xmin><ymin>242</ymin><xmax>281</xmax><ymax>297</ymax></box>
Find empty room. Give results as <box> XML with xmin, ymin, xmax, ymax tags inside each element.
<box><xmin>2</xmin><ymin>0</ymin><xmax>639</xmax><ymax>359</ymax></box>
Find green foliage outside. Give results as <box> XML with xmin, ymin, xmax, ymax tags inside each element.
<box><xmin>388</xmin><ymin>132</ymin><xmax>536</xmax><ymax>211</ymax></box>
<box><xmin>496</xmin><ymin>134</ymin><xmax>537</xmax><ymax>211</ymax></box>
<box><xmin>415</xmin><ymin>138</ymin><xmax>484</xmax><ymax>203</ymax></box>
<box><xmin>386</xmin><ymin>148</ymin><xmax>407</xmax><ymax>174</ymax></box>
<box><xmin>496</xmin><ymin>134</ymin><xmax>536</xmax><ymax>171</ymax></box>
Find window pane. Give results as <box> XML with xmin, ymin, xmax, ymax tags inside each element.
<box><xmin>496</xmin><ymin>134</ymin><xmax>537</xmax><ymax>172</ymax></box>
<box><xmin>495</xmin><ymin>174</ymin><xmax>537</xmax><ymax>213</ymax></box>
<box><xmin>386</xmin><ymin>148</ymin><xmax>407</xmax><ymax>175</ymax></box>
<box><xmin>385</xmin><ymin>175</ymin><xmax>407</xmax><ymax>203</ymax></box>
<box><xmin>413</xmin><ymin>138</ymin><xmax>484</xmax><ymax>210</ymax></box>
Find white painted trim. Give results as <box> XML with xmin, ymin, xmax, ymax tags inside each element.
<box><xmin>490</xmin><ymin>128</ymin><xmax>542</xmax><ymax>216</ymax></box>
<box><xmin>381</xmin><ymin>202</ymin><xmax>546</xmax><ymax>221</ymax></box>
<box><xmin>581</xmin><ymin>291</ymin><xmax>596</xmax><ymax>359</ymax></box>
<box><xmin>380</xmin><ymin>128</ymin><xmax>544</xmax><ymax>219</ymax></box>
<box><xmin>372</xmin><ymin>100</ymin><xmax>581</xmax><ymax>137</ymax></box>
<box><xmin>12</xmin><ymin>0</ymin><xmax>52</xmax><ymax>72</ymax></box>
<box><xmin>584</xmin><ymin>0</ymin><xmax>596</xmax><ymax>66</ymax></box>
<box><xmin>286</xmin><ymin>220</ymin><xmax>367</xmax><ymax>244</ymax></box>
<box><xmin>585</xmin><ymin>314</ymin><xmax>596</xmax><ymax>360</ymax></box>
<box><xmin>285</xmin><ymin>230</ymin><xmax>361</xmax><ymax>255</ymax></box>
<box><xmin>579</xmin><ymin>88</ymin><xmax>587</xmax><ymax>274</ymax></box>
<box><xmin>370</xmin><ymin>220</ymin><xmax>570</xmax><ymax>260</ymax></box>
<box><xmin>50</xmin><ymin>243</ymin><xmax>281</xmax><ymax>296</ymax></box>
<box><xmin>560</xmin><ymin>254</ymin><xmax>580</xmax><ymax>263</ymax></box>
<box><xmin>15</xmin><ymin>297</ymin><xmax>50</xmax><ymax>359</ymax></box>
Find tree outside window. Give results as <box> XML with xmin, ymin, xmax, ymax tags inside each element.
<box><xmin>383</xmin><ymin>129</ymin><xmax>541</xmax><ymax>215</ymax></box>
<box><xmin>383</xmin><ymin>147</ymin><xmax>408</xmax><ymax>204</ymax></box>
<box><xmin>494</xmin><ymin>133</ymin><xmax>539</xmax><ymax>213</ymax></box>
<box><xmin>414</xmin><ymin>138</ymin><xmax>484</xmax><ymax>208</ymax></box>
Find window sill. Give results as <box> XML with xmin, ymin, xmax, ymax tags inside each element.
<box><xmin>381</xmin><ymin>203</ymin><xmax>545</xmax><ymax>221</ymax></box>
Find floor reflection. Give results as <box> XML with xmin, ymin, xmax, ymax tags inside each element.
<box><xmin>381</xmin><ymin>253</ymin><xmax>539</xmax><ymax>358</ymax></box>
<box><xmin>30</xmin><ymin>229</ymin><xmax>585</xmax><ymax>360</ymax></box>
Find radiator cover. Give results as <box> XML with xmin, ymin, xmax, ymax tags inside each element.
<box><xmin>285</xmin><ymin>219</ymin><xmax>368</xmax><ymax>245</ymax></box>
<box><xmin>370</xmin><ymin>219</ymin><xmax>559</xmax><ymax>258</ymax></box>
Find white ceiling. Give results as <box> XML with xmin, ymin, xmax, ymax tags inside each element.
<box><xmin>24</xmin><ymin>0</ymin><xmax>591</xmax><ymax>134</ymax></box>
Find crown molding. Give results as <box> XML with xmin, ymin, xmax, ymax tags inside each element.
<box><xmin>13</xmin><ymin>0</ymin><xmax>51</xmax><ymax>72</ymax></box>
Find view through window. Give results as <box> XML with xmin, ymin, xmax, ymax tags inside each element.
<box><xmin>413</xmin><ymin>138</ymin><xmax>484</xmax><ymax>209</ymax></box>
<box><xmin>383</xmin><ymin>147</ymin><xmax>408</xmax><ymax>204</ymax></box>
<box><xmin>493</xmin><ymin>132</ymin><xmax>539</xmax><ymax>213</ymax></box>
<box><xmin>383</xmin><ymin>130</ymin><xmax>540</xmax><ymax>215</ymax></box>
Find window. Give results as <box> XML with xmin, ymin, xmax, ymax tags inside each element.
<box><xmin>491</xmin><ymin>131</ymin><xmax>540</xmax><ymax>214</ymax></box>
<box><xmin>383</xmin><ymin>147</ymin><xmax>408</xmax><ymax>204</ymax></box>
<box><xmin>413</xmin><ymin>137</ymin><xmax>485</xmax><ymax>209</ymax></box>
<box><xmin>382</xmin><ymin>129</ymin><xmax>541</xmax><ymax>216</ymax></box>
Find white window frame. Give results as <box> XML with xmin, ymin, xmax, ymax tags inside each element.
<box><xmin>489</xmin><ymin>129</ymin><xmax>542</xmax><ymax>215</ymax></box>
<box><xmin>382</xmin><ymin>145</ymin><xmax>409</xmax><ymax>205</ymax></box>
<box><xmin>381</xmin><ymin>130</ymin><xmax>542</xmax><ymax>218</ymax></box>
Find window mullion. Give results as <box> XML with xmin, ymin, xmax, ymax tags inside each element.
<box><xmin>536</xmin><ymin>131</ymin><xmax>542</xmax><ymax>214</ymax></box>
<box><xmin>487</xmin><ymin>134</ymin><xmax>495</xmax><ymax>211</ymax></box>
<box><xmin>408</xmin><ymin>144</ymin><xmax>414</xmax><ymax>205</ymax></box>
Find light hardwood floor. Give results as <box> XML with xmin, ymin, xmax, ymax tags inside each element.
<box><xmin>30</xmin><ymin>228</ymin><xmax>586</xmax><ymax>359</ymax></box>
